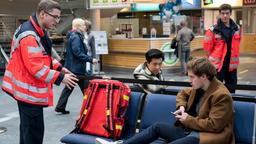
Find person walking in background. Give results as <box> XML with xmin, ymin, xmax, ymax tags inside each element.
<box><xmin>176</xmin><ymin>20</ymin><xmax>195</xmax><ymax>75</ymax></box>
<box><xmin>171</xmin><ymin>25</ymin><xmax>182</xmax><ymax>58</ymax></box>
<box><xmin>1</xmin><ymin>0</ymin><xmax>78</xmax><ymax>143</ymax></box>
<box><xmin>84</xmin><ymin>19</ymin><xmax>96</xmax><ymax>75</ymax></box>
<box><xmin>203</xmin><ymin>4</ymin><xmax>241</xmax><ymax>93</ymax></box>
<box><xmin>133</xmin><ymin>49</ymin><xmax>166</xmax><ymax>93</ymax></box>
<box><xmin>55</xmin><ymin>18</ymin><xmax>98</xmax><ymax>114</ymax></box>
<box><xmin>96</xmin><ymin>57</ymin><xmax>234</xmax><ymax>144</ymax></box>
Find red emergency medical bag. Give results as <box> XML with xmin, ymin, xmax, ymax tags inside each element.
<box><xmin>75</xmin><ymin>79</ymin><xmax>131</xmax><ymax>139</ymax></box>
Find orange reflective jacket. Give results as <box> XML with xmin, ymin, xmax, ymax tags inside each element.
<box><xmin>203</xmin><ymin>21</ymin><xmax>241</xmax><ymax>72</ymax></box>
<box><xmin>2</xmin><ymin>15</ymin><xmax>63</xmax><ymax>106</ymax></box>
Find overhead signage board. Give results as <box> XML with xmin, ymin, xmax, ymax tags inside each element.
<box><xmin>201</xmin><ymin>0</ymin><xmax>242</xmax><ymax>8</ymax></box>
<box><xmin>131</xmin><ymin>0</ymin><xmax>165</xmax><ymax>3</ymax></box>
<box><xmin>89</xmin><ymin>0</ymin><xmax>131</xmax><ymax>9</ymax></box>
<box><xmin>131</xmin><ymin>0</ymin><xmax>201</xmax><ymax>12</ymax></box>
<box><xmin>131</xmin><ymin>3</ymin><xmax>160</xmax><ymax>11</ymax></box>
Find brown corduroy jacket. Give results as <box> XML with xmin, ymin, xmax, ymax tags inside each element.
<box><xmin>176</xmin><ymin>78</ymin><xmax>235</xmax><ymax>144</ymax></box>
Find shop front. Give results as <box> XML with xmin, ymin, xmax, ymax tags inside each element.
<box><xmin>241</xmin><ymin>0</ymin><xmax>256</xmax><ymax>53</ymax></box>
<box><xmin>102</xmin><ymin>0</ymin><xmax>204</xmax><ymax>68</ymax></box>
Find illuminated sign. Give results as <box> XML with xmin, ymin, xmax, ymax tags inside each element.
<box><xmin>89</xmin><ymin>0</ymin><xmax>131</xmax><ymax>9</ymax></box>
<box><xmin>131</xmin><ymin>0</ymin><xmax>165</xmax><ymax>3</ymax></box>
<box><xmin>203</xmin><ymin>0</ymin><xmax>213</xmax><ymax>5</ymax></box>
<box><xmin>201</xmin><ymin>0</ymin><xmax>242</xmax><ymax>8</ymax></box>
<box><xmin>131</xmin><ymin>3</ymin><xmax>160</xmax><ymax>11</ymax></box>
<box><xmin>243</xmin><ymin>0</ymin><xmax>256</xmax><ymax>5</ymax></box>
<box><xmin>131</xmin><ymin>0</ymin><xmax>201</xmax><ymax>12</ymax></box>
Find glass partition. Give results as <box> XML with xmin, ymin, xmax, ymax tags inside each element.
<box><xmin>242</xmin><ymin>7</ymin><xmax>256</xmax><ymax>33</ymax></box>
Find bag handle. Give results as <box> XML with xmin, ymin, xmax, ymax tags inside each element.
<box><xmin>76</xmin><ymin>82</ymin><xmax>99</xmax><ymax>130</ymax></box>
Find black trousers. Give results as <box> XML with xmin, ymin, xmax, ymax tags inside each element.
<box><xmin>18</xmin><ymin>101</ymin><xmax>44</xmax><ymax>144</ymax></box>
<box><xmin>217</xmin><ymin>66</ymin><xmax>237</xmax><ymax>93</ymax></box>
<box><xmin>56</xmin><ymin>79</ymin><xmax>89</xmax><ymax>110</ymax></box>
<box><xmin>124</xmin><ymin>122</ymin><xmax>199</xmax><ymax>144</ymax></box>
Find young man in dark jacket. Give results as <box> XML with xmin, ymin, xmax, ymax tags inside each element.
<box><xmin>203</xmin><ymin>4</ymin><xmax>241</xmax><ymax>93</ymax></box>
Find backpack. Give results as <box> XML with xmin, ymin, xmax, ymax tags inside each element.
<box><xmin>75</xmin><ymin>79</ymin><xmax>131</xmax><ymax>139</ymax></box>
<box><xmin>171</xmin><ymin>37</ymin><xmax>178</xmax><ymax>57</ymax></box>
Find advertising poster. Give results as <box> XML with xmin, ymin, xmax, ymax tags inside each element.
<box><xmin>91</xmin><ymin>31</ymin><xmax>108</xmax><ymax>55</ymax></box>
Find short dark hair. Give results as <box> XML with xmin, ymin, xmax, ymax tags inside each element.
<box><xmin>187</xmin><ymin>57</ymin><xmax>217</xmax><ymax>81</ymax></box>
<box><xmin>37</xmin><ymin>0</ymin><xmax>61</xmax><ymax>14</ymax></box>
<box><xmin>145</xmin><ymin>49</ymin><xmax>164</xmax><ymax>63</ymax></box>
<box><xmin>219</xmin><ymin>4</ymin><xmax>232</xmax><ymax>13</ymax></box>
<box><xmin>180</xmin><ymin>20</ymin><xmax>187</xmax><ymax>27</ymax></box>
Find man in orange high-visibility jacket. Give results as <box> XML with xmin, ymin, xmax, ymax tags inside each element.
<box><xmin>203</xmin><ymin>4</ymin><xmax>241</xmax><ymax>93</ymax></box>
<box><xmin>1</xmin><ymin>1</ymin><xmax>78</xmax><ymax>144</ymax></box>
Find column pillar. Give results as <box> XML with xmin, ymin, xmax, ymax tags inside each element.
<box><xmin>90</xmin><ymin>9</ymin><xmax>103</xmax><ymax>73</ymax></box>
<box><xmin>90</xmin><ymin>9</ymin><xmax>100</xmax><ymax>31</ymax></box>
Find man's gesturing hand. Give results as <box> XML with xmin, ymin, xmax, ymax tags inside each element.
<box><xmin>61</xmin><ymin>67</ymin><xmax>72</xmax><ymax>74</ymax></box>
<box><xmin>62</xmin><ymin>74</ymin><xmax>78</xmax><ymax>89</ymax></box>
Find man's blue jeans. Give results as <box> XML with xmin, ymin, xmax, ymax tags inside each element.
<box><xmin>180</xmin><ymin>49</ymin><xmax>190</xmax><ymax>74</ymax></box>
<box><xmin>124</xmin><ymin>122</ymin><xmax>199</xmax><ymax>144</ymax></box>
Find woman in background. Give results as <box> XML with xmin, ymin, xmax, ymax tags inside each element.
<box><xmin>84</xmin><ymin>19</ymin><xmax>96</xmax><ymax>75</ymax></box>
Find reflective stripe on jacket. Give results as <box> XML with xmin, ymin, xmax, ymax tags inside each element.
<box><xmin>203</xmin><ymin>20</ymin><xmax>241</xmax><ymax>72</ymax></box>
<box><xmin>2</xmin><ymin>15</ymin><xmax>63</xmax><ymax>106</ymax></box>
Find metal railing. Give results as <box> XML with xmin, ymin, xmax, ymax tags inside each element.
<box><xmin>0</xmin><ymin>44</ymin><xmax>9</xmax><ymax>63</ymax></box>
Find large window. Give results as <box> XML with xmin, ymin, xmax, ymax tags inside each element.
<box><xmin>242</xmin><ymin>7</ymin><xmax>256</xmax><ymax>33</ymax></box>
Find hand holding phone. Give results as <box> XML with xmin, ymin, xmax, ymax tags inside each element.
<box><xmin>170</xmin><ymin>111</ymin><xmax>177</xmax><ymax>116</ymax></box>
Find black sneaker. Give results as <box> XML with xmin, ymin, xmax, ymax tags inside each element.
<box><xmin>55</xmin><ymin>108</ymin><xmax>70</xmax><ymax>114</ymax></box>
<box><xmin>0</xmin><ymin>127</ymin><xmax>7</xmax><ymax>134</ymax></box>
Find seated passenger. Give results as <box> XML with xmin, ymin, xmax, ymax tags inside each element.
<box><xmin>133</xmin><ymin>49</ymin><xmax>166</xmax><ymax>93</ymax></box>
<box><xmin>96</xmin><ymin>57</ymin><xmax>234</xmax><ymax>144</ymax></box>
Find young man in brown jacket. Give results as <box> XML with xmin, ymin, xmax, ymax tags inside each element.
<box><xmin>96</xmin><ymin>57</ymin><xmax>234</xmax><ymax>144</ymax></box>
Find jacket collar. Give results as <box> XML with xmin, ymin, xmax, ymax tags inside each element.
<box><xmin>74</xmin><ymin>30</ymin><xmax>84</xmax><ymax>36</ymax></box>
<box><xmin>29</xmin><ymin>14</ymin><xmax>45</xmax><ymax>37</ymax></box>
<box><xmin>203</xmin><ymin>78</ymin><xmax>221</xmax><ymax>98</ymax></box>
<box><xmin>214</xmin><ymin>19</ymin><xmax>238</xmax><ymax>33</ymax></box>
<box><xmin>133</xmin><ymin>62</ymin><xmax>163</xmax><ymax>79</ymax></box>
<box><xmin>143</xmin><ymin>62</ymin><xmax>162</xmax><ymax>77</ymax></box>
<box><xmin>187</xmin><ymin>78</ymin><xmax>221</xmax><ymax>110</ymax></box>
<box><xmin>69</xmin><ymin>30</ymin><xmax>85</xmax><ymax>39</ymax></box>
<box><xmin>144</xmin><ymin>63</ymin><xmax>153</xmax><ymax>75</ymax></box>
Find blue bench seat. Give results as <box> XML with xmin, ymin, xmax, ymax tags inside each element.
<box><xmin>60</xmin><ymin>93</ymin><xmax>255</xmax><ymax>144</ymax></box>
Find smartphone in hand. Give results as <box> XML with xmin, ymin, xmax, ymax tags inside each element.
<box><xmin>170</xmin><ymin>112</ymin><xmax>176</xmax><ymax>116</ymax></box>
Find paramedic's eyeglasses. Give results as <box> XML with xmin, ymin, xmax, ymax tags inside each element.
<box><xmin>44</xmin><ymin>11</ymin><xmax>61</xmax><ymax>21</ymax></box>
